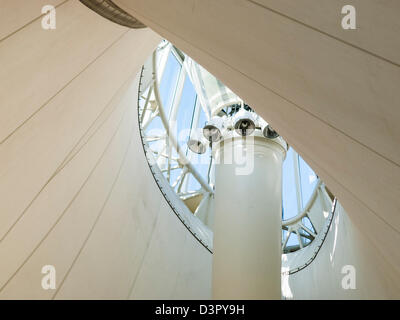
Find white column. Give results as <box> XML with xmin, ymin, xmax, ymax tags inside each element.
<box><xmin>212</xmin><ymin>133</ymin><xmax>286</xmax><ymax>299</ymax></box>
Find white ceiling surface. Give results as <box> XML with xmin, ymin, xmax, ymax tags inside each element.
<box><xmin>0</xmin><ymin>0</ymin><xmax>211</xmax><ymax>299</ymax></box>
<box><xmin>114</xmin><ymin>0</ymin><xmax>400</xmax><ymax>271</ymax></box>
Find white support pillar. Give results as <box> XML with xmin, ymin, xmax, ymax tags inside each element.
<box><xmin>212</xmin><ymin>132</ymin><xmax>286</xmax><ymax>299</ymax></box>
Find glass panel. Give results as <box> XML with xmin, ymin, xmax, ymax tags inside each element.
<box><xmin>147</xmin><ymin>138</ymin><xmax>165</xmax><ymax>155</ymax></box>
<box><xmin>184</xmin><ymin>57</ymin><xmax>240</xmax><ymax>116</ymax></box>
<box><xmin>159</xmin><ymin>52</ymin><xmax>181</xmax><ymax>118</ymax></box>
<box><xmin>145</xmin><ymin>116</ymin><xmax>163</xmax><ymax>133</ymax></box>
<box><xmin>197</xmin><ymin>104</ymin><xmax>208</xmax><ymax>129</ymax></box>
<box><xmin>302</xmin><ymin>216</ymin><xmax>315</xmax><ymax>233</ymax></box>
<box><xmin>186</xmin><ymin>172</ymin><xmax>201</xmax><ymax>192</ymax></box>
<box><xmin>176</xmin><ymin>76</ymin><xmax>197</xmax><ymax>153</ymax></box>
<box><xmin>282</xmin><ymin>147</ymin><xmax>298</xmax><ymax>220</ymax></box>
<box><xmin>286</xmin><ymin>232</ymin><xmax>298</xmax><ymax>247</ymax></box>
<box><xmin>186</xmin><ymin>146</ymin><xmax>212</xmax><ymax>191</ymax></box>
<box><xmin>299</xmin><ymin>155</ymin><xmax>318</xmax><ymax>208</ymax></box>
<box><xmin>164</xmin><ymin>167</ymin><xmax>181</xmax><ymax>191</ymax></box>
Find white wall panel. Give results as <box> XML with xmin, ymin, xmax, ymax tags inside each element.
<box><xmin>286</xmin><ymin>204</ymin><xmax>400</xmax><ymax>299</ymax></box>
<box><xmin>0</xmin><ymin>1</ymin><xmax>211</xmax><ymax>299</ymax></box>
<box><xmin>255</xmin><ymin>0</ymin><xmax>400</xmax><ymax>65</ymax></box>
<box><xmin>0</xmin><ymin>0</ymin><xmax>65</xmax><ymax>41</ymax></box>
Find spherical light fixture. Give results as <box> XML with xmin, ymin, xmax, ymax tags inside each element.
<box><xmin>188</xmin><ymin>139</ymin><xmax>207</xmax><ymax>154</ymax></box>
<box><xmin>188</xmin><ymin>129</ymin><xmax>207</xmax><ymax>154</ymax></box>
<box><xmin>262</xmin><ymin>124</ymin><xmax>279</xmax><ymax>139</ymax></box>
<box><xmin>233</xmin><ymin>108</ymin><xmax>255</xmax><ymax>136</ymax></box>
<box><xmin>203</xmin><ymin>116</ymin><xmax>224</xmax><ymax>142</ymax></box>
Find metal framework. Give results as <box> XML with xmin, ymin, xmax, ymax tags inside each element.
<box><xmin>138</xmin><ymin>43</ymin><xmax>214</xmax><ymax>251</ymax></box>
<box><xmin>283</xmin><ymin>199</ymin><xmax>337</xmax><ymax>275</ymax></box>
<box><xmin>282</xmin><ymin>181</ymin><xmax>334</xmax><ymax>253</ymax></box>
<box><xmin>137</xmin><ymin>42</ymin><xmax>336</xmax><ymax>270</ymax></box>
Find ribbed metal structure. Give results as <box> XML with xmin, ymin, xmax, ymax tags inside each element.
<box><xmin>80</xmin><ymin>0</ymin><xmax>146</xmax><ymax>29</ymax></box>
